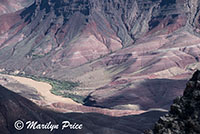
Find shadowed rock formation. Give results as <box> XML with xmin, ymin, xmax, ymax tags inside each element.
<box><xmin>84</xmin><ymin>79</ymin><xmax>187</xmax><ymax>110</ymax></box>
<box><xmin>145</xmin><ymin>70</ymin><xmax>200</xmax><ymax>134</ymax></box>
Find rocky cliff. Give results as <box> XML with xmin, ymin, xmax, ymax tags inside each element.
<box><xmin>145</xmin><ymin>70</ymin><xmax>200</xmax><ymax>134</ymax></box>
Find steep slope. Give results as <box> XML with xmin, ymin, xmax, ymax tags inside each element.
<box><xmin>83</xmin><ymin>31</ymin><xmax>200</xmax><ymax>110</ymax></box>
<box><xmin>0</xmin><ymin>0</ymin><xmax>193</xmax><ymax>72</ymax></box>
<box><xmin>0</xmin><ymin>84</ymin><xmax>165</xmax><ymax>134</ymax></box>
<box><xmin>0</xmin><ymin>0</ymin><xmax>34</xmax><ymax>15</ymax></box>
<box><xmin>145</xmin><ymin>70</ymin><xmax>200</xmax><ymax>134</ymax></box>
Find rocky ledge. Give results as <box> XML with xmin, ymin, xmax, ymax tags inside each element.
<box><xmin>145</xmin><ymin>70</ymin><xmax>200</xmax><ymax>134</ymax></box>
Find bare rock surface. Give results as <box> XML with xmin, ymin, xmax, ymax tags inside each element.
<box><xmin>145</xmin><ymin>70</ymin><xmax>200</xmax><ymax>134</ymax></box>
<box><xmin>0</xmin><ymin>0</ymin><xmax>34</xmax><ymax>15</ymax></box>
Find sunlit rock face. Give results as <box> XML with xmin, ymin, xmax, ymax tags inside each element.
<box><xmin>0</xmin><ymin>0</ymin><xmax>197</xmax><ymax>72</ymax></box>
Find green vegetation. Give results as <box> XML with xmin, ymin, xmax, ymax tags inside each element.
<box><xmin>0</xmin><ymin>71</ymin><xmax>84</xmax><ymax>104</ymax></box>
<box><xmin>20</xmin><ymin>74</ymin><xmax>84</xmax><ymax>103</ymax></box>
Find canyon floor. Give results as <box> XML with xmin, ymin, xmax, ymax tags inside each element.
<box><xmin>0</xmin><ymin>73</ymin><xmax>147</xmax><ymax>116</ymax></box>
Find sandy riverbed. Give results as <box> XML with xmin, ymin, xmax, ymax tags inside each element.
<box><xmin>0</xmin><ymin>74</ymin><xmax>161</xmax><ymax>116</ymax></box>
<box><xmin>3</xmin><ymin>74</ymin><xmax>80</xmax><ymax>105</ymax></box>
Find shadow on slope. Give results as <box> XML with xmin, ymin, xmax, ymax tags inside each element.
<box><xmin>0</xmin><ymin>85</ymin><xmax>166</xmax><ymax>134</ymax></box>
<box><xmin>84</xmin><ymin>79</ymin><xmax>187</xmax><ymax>111</ymax></box>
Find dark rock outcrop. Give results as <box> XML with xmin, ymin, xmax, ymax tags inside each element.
<box><xmin>145</xmin><ymin>70</ymin><xmax>200</xmax><ymax>134</ymax></box>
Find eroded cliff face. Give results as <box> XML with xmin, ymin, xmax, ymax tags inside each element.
<box><xmin>145</xmin><ymin>70</ymin><xmax>200</xmax><ymax>134</ymax></box>
<box><xmin>0</xmin><ymin>0</ymin><xmax>34</xmax><ymax>15</ymax></box>
<box><xmin>19</xmin><ymin>0</ymin><xmax>192</xmax><ymax>47</ymax></box>
<box><xmin>0</xmin><ymin>0</ymin><xmax>192</xmax><ymax>73</ymax></box>
<box><xmin>0</xmin><ymin>0</ymin><xmax>198</xmax><ymax>72</ymax></box>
